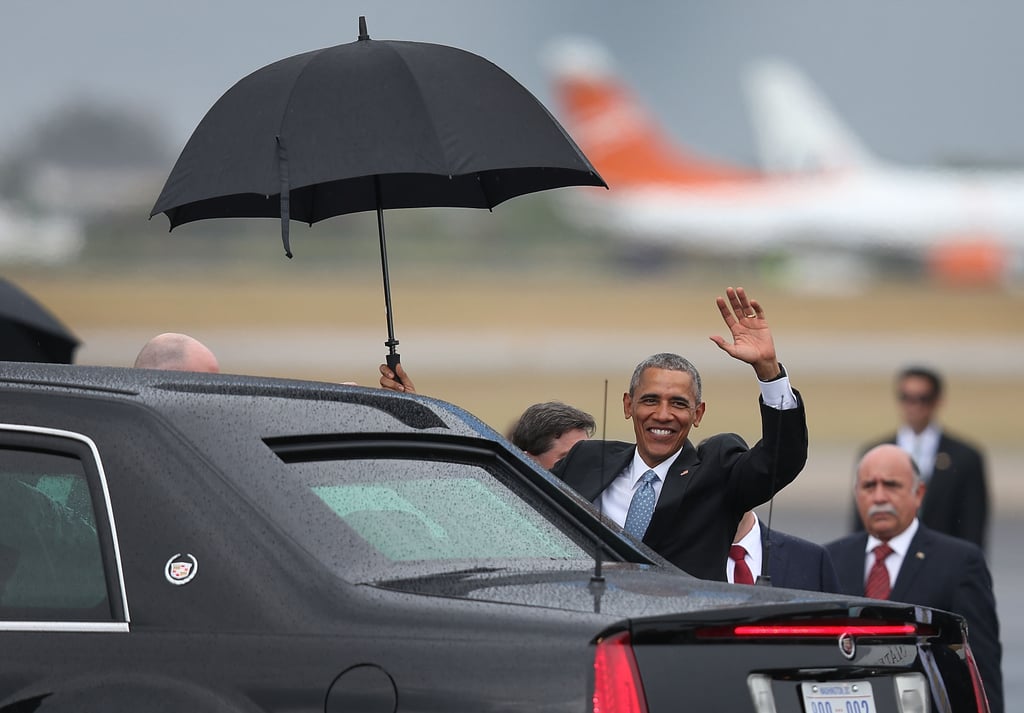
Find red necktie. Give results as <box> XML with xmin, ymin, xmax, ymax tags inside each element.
<box><xmin>730</xmin><ymin>544</ymin><xmax>754</xmax><ymax>585</ymax></box>
<box><xmin>864</xmin><ymin>543</ymin><xmax>893</xmax><ymax>599</ymax></box>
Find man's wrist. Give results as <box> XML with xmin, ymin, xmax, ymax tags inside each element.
<box><xmin>755</xmin><ymin>361</ymin><xmax>785</xmax><ymax>382</ymax></box>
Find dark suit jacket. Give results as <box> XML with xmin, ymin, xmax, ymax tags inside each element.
<box><xmin>853</xmin><ymin>431</ymin><xmax>989</xmax><ymax>549</ymax></box>
<box><xmin>552</xmin><ymin>394</ymin><xmax>807</xmax><ymax>581</ymax></box>
<box><xmin>761</xmin><ymin>527</ymin><xmax>839</xmax><ymax>593</ymax></box>
<box><xmin>826</xmin><ymin>525</ymin><xmax>1002</xmax><ymax>713</ymax></box>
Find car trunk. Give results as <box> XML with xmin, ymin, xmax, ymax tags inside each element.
<box><xmin>616</xmin><ymin>603</ymin><xmax>986</xmax><ymax>712</ymax></box>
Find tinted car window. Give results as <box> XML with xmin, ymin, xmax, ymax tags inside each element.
<box><xmin>281</xmin><ymin>457</ymin><xmax>597</xmax><ymax>582</ymax></box>
<box><xmin>0</xmin><ymin>448</ymin><xmax>108</xmax><ymax>618</ymax></box>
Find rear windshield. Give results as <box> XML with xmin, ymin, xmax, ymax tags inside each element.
<box><xmin>275</xmin><ymin>456</ymin><xmax>599</xmax><ymax>583</ymax></box>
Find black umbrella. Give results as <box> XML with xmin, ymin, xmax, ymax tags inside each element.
<box><xmin>0</xmin><ymin>276</ymin><xmax>79</xmax><ymax>363</ymax></box>
<box><xmin>151</xmin><ymin>17</ymin><xmax>606</xmax><ymax>370</ymax></box>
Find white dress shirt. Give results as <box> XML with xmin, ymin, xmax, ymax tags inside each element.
<box><xmin>896</xmin><ymin>424</ymin><xmax>940</xmax><ymax>481</ymax></box>
<box><xmin>864</xmin><ymin>518</ymin><xmax>920</xmax><ymax>590</ymax></box>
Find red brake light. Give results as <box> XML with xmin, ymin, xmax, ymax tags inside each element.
<box><xmin>593</xmin><ymin>630</ymin><xmax>648</xmax><ymax>713</ymax></box>
<box><xmin>734</xmin><ymin>623</ymin><xmax>917</xmax><ymax>637</ymax></box>
<box><xmin>696</xmin><ymin>619</ymin><xmax>931</xmax><ymax>639</ymax></box>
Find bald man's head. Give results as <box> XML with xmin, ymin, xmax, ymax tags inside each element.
<box><xmin>133</xmin><ymin>333</ymin><xmax>220</xmax><ymax>373</ymax></box>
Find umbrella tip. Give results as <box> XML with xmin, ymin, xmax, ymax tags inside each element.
<box><xmin>358</xmin><ymin>16</ymin><xmax>370</xmax><ymax>40</ymax></box>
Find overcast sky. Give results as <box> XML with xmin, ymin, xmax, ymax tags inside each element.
<box><xmin>4</xmin><ymin>0</ymin><xmax>1024</xmax><ymax>167</ymax></box>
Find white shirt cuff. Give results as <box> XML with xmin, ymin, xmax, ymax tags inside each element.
<box><xmin>758</xmin><ymin>363</ymin><xmax>798</xmax><ymax>410</ymax></box>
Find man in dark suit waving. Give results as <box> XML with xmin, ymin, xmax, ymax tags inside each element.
<box><xmin>827</xmin><ymin>444</ymin><xmax>1002</xmax><ymax>713</ymax></box>
<box><xmin>552</xmin><ymin>286</ymin><xmax>808</xmax><ymax>582</ymax></box>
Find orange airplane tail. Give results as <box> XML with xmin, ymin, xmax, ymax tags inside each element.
<box><xmin>549</xmin><ymin>40</ymin><xmax>758</xmax><ymax>190</ymax></box>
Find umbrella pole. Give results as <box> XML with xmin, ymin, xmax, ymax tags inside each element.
<box><xmin>375</xmin><ymin>176</ymin><xmax>401</xmax><ymax>374</ymax></box>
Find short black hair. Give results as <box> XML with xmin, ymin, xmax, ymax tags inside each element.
<box><xmin>629</xmin><ymin>353</ymin><xmax>702</xmax><ymax>401</ymax></box>
<box><xmin>897</xmin><ymin>365</ymin><xmax>943</xmax><ymax>399</ymax></box>
<box><xmin>509</xmin><ymin>402</ymin><xmax>596</xmax><ymax>457</ymax></box>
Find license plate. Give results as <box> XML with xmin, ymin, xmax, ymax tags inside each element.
<box><xmin>800</xmin><ymin>680</ymin><xmax>875</xmax><ymax>713</ymax></box>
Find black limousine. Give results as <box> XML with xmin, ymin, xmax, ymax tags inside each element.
<box><xmin>0</xmin><ymin>362</ymin><xmax>989</xmax><ymax>712</ymax></box>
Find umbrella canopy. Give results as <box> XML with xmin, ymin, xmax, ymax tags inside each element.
<box><xmin>0</xmin><ymin>277</ymin><xmax>79</xmax><ymax>363</ymax></box>
<box><xmin>151</xmin><ymin>17</ymin><xmax>605</xmax><ymax>367</ymax></box>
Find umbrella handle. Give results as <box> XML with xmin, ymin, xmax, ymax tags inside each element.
<box><xmin>386</xmin><ymin>351</ymin><xmax>403</xmax><ymax>385</ymax></box>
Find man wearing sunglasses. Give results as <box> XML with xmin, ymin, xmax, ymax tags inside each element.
<box><xmin>851</xmin><ymin>365</ymin><xmax>989</xmax><ymax>551</ymax></box>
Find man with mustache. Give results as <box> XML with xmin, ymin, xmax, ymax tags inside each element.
<box><xmin>826</xmin><ymin>444</ymin><xmax>1002</xmax><ymax>713</ymax></box>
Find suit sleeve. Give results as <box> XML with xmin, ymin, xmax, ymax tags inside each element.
<box><xmin>717</xmin><ymin>391</ymin><xmax>808</xmax><ymax>512</ymax></box>
<box><xmin>955</xmin><ymin>446</ymin><xmax>989</xmax><ymax>550</ymax></box>
<box><xmin>819</xmin><ymin>548</ymin><xmax>842</xmax><ymax>594</ymax></box>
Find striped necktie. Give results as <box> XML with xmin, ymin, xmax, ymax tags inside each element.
<box><xmin>864</xmin><ymin>543</ymin><xmax>893</xmax><ymax>599</ymax></box>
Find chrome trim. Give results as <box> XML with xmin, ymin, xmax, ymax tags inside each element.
<box><xmin>893</xmin><ymin>672</ymin><xmax>930</xmax><ymax>713</ymax></box>
<box><xmin>0</xmin><ymin>423</ymin><xmax>131</xmax><ymax>624</ymax></box>
<box><xmin>0</xmin><ymin>621</ymin><xmax>129</xmax><ymax>633</ymax></box>
<box><xmin>747</xmin><ymin>673</ymin><xmax>779</xmax><ymax>713</ymax></box>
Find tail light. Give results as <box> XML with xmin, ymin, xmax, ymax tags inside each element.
<box><xmin>593</xmin><ymin>630</ymin><xmax>648</xmax><ymax>713</ymax></box>
<box><xmin>733</xmin><ymin>623</ymin><xmax>917</xmax><ymax>637</ymax></box>
<box><xmin>697</xmin><ymin>619</ymin><xmax>933</xmax><ymax>639</ymax></box>
<box><xmin>964</xmin><ymin>642</ymin><xmax>991</xmax><ymax>713</ymax></box>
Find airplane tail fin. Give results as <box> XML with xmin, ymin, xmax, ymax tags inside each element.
<box><xmin>743</xmin><ymin>58</ymin><xmax>878</xmax><ymax>173</ymax></box>
<box><xmin>543</xmin><ymin>37</ymin><xmax>757</xmax><ymax>190</ymax></box>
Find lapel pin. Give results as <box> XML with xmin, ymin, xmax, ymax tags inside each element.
<box><xmin>679</xmin><ymin>469</ymin><xmax>689</xmax><ymax>476</ymax></box>
<box><xmin>915</xmin><ymin>551</ymin><xmax>925</xmax><ymax>560</ymax></box>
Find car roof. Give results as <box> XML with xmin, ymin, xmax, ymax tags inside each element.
<box><xmin>0</xmin><ymin>361</ymin><xmax>495</xmax><ymax>439</ymax></box>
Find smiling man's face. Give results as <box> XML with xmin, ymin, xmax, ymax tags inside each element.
<box><xmin>623</xmin><ymin>367</ymin><xmax>705</xmax><ymax>467</ymax></box>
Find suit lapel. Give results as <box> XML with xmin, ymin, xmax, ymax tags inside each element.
<box><xmin>657</xmin><ymin>442</ymin><xmax>698</xmax><ymax>503</ymax></box>
<box><xmin>890</xmin><ymin>529</ymin><xmax>929</xmax><ymax>602</ymax></box>
<box><xmin>570</xmin><ymin>443</ymin><xmax>633</xmax><ymax>501</ymax></box>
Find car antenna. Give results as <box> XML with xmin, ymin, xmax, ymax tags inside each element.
<box><xmin>754</xmin><ymin>394</ymin><xmax>784</xmax><ymax>587</ymax></box>
<box><xmin>588</xmin><ymin>378</ymin><xmax>609</xmax><ymax>613</ymax></box>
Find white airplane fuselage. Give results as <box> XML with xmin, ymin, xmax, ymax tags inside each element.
<box><xmin>579</xmin><ymin>167</ymin><xmax>1024</xmax><ymax>251</ymax></box>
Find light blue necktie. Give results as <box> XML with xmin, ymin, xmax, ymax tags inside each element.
<box><xmin>623</xmin><ymin>469</ymin><xmax>659</xmax><ymax>539</ymax></box>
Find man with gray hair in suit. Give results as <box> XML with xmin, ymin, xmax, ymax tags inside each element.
<box><xmin>827</xmin><ymin>444</ymin><xmax>1002</xmax><ymax>713</ymax></box>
